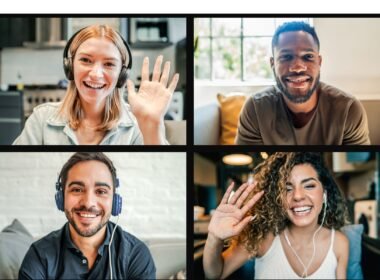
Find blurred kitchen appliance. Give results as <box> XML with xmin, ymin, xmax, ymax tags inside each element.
<box><xmin>68</xmin><ymin>18</ymin><xmax>124</xmax><ymax>36</ymax></box>
<box><xmin>129</xmin><ymin>18</ymin><xmax>171</xmax><ymax>48</ymax></box>
<box><xmin>355</xmin><ymin>200</ymin><xmax>378</xmax><ymax>238</ymax></box>
<box><xmin>23</xmin><ymin>18</ymin><xmax>68</xmax><ymax>48</ymax></box>
<box><xmin>165</xmin><ymin>91</ymin><xmax>183</xmax><ymax>121</ymax></box>
<box><xmin>23</xmin><ymin>89</ymin><xmax>66</xmax><ymax>118</ymax></box>
<box><xmin>175</xmin><ymin>38</ymin><xmax>186</xmax><ymax>119</ymax></box>
<box><xmin>0</xmin><ymin>91</ymin><xmax>23</xmax><ymax>144</ymax></box>
<box><xmin>175</xmin><ymin>38</ymin><xmax>186</xmax><ymax>91</ymax></box>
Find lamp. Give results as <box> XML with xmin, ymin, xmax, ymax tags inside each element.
<box><xmin>222</xmin><ymin>154</ymin><xmax>252</xmax><ymax>166</ymax></box>
<box><xmin>260</xmin><ymin>152</ymin><xmax>269</xmax><ymax>159</ymax></box>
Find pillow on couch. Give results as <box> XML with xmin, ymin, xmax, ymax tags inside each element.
<box><xmin>0</xmin><ymin>219</ymin><xmax>34</xmax><ymax>279</ymax></box>
<box><xmin>217</xmin><ymin>93</ymin><xmax>247</xmax><ymax>145</ymax></box>
<box><xmin>341</xmin><ymin>224</ymin><xmax>364</xmax><ymax>280</ymax></box>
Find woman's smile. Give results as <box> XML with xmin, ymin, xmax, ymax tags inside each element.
<box><xmin>291</xmin><ymin>205</ymin><xmax>313</xmax><ymax>216</ymax></box>
<box><xmin>83</xmin><ymin>81</ymin><xmax>106</xmax><ymax>90</ymax></box>
<box><xmin>73</xmin><ymin>37</ymin><xmax>122</xmax><ymax>104</ymax></box>
<box><xmin>285</xmin><ymin>164</ymin><xmax>324</xmax><ymax>226</ymax></box>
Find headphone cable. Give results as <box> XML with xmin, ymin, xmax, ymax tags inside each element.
<box><xmin>109</xmin><ymin>215</ymin><xmax>120</xmax><ymax>280</ymax></box>
<box><xmin>284</xmin><ymin>200</ymin><xmax>327</xmax><ymax>278</ymax></box>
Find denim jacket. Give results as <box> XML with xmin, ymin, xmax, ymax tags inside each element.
<box><xmin>13</xmin><ymin>102</ymin><xmax>144</xmax><ymax>145</ymax></box>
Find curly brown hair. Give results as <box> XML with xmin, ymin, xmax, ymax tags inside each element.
<box><xmin>235</xmin><ymin>152</ymin><xmax>348</xmax><ymax>255</ymax></box>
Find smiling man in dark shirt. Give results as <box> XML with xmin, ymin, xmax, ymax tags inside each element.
<box><xmin>236</xmin><ymin>21</ymin><xmax>370</xmax><ymax>145</ymax></box>
<box><xmin>19</xmin><ymin>152</ymin><xmax>155</xmax><ymax>280</ymax></box>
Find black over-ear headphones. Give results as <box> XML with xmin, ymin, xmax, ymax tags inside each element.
<box><xmin>63</xmin><ymin>26</ymin><xmax>132</xmax><ymax>88</ymax></box>
<box><xmin>55</xmin><ymin>173</ymin><xmax>122</xmax><ymax>216</ymax></box>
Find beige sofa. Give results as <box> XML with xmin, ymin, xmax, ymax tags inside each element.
<box><xmin>194</xmin><ymin>100</ymin><xmax>380</xmax><ymax>145</ymax></box>
<box><xmin>165</xmin><ymin>120</ymin><xmax>187</xmax><ymax>145</ymax></box>
<box><xmin>145</xmin><ymin>238</ymin><xmax>186</xmax><ymax>279</ymax></box>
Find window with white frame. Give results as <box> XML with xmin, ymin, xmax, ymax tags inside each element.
<box><xmin>194</xmin><ymin>18</ymin><xmax>313</xmax><ymax>84</ymax></box>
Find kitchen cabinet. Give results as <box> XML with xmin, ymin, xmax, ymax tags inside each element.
<box><xmin>0</xmin><ymin>91</ymin><xmax>23</xmax><ymax>144</ymax></box>
<box><xmin>128</xmin><ymin>18</ymin><xmax>173</xmax><ymax>48</ymax></box>
<box><xmin>0</xmin><ymin>18</ymin><xmax>35</xmax><ymax>47</ymax></box>
<box><xmin>69</xmin><ymin>18</ymin><xmax>122</xmax><ymax>34</ymax></box>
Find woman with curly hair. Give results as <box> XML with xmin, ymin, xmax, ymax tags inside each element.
<box><xmin>203</xmin><ymin>152</ymin><xmax>349</xmax><ymax>279</ymax></box>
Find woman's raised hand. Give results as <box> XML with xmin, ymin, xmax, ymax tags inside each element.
<box><xmin>208</xmin><ymin>182</ymin><xmax>264</xmax><ymax>241</ymax></box>
<box><xmin>127</xmin><ymin>55</ymin><xmax>179</xmax><ymax>125</ymax></box>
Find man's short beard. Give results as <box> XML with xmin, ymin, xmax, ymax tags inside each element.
<box><xmin>274</xmin><ymin>73</ymin><xmax>320</xmax><ymax>104</ymax></box>
<box><xmin>65</xmin><ymin>208</ymin><xmax>110</xmax><ymax>237</ymax></box>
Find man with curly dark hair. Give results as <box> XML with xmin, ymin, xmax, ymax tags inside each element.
<box><xmin>203</xmin><ymin>152</ymin><xmax>349</xmax><ymax>279</ymax></box>
<box><xmin>236</xmin><ymin>21</ymin><xmax>370</xmax><ymax>145</ymax></box>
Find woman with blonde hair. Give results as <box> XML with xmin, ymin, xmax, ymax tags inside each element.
<box><xmin>203</xmin><ymin>152</ymin><xmax>349</xmax><ymax>279</ymax></box>
<box><xmin>14</xmin><ymin>24</ymin><xmax>179</xmax><ymax>145</ymax></box>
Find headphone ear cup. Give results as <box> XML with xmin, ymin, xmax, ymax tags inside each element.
<box><xmin>63</xmin><ymin>58</ymin><xmax>74</xmax><ymax>81</ymax></box>
<box><xmin>116</xmin><ymin>66</ymin><xmax>128</xmax><ymax>88</ymax></box>
<box><xmin>112</xmin><ymin>193</ymin><xmax>122</xmax><ymax>216</ymax></box>
<box><xmin>55</xmin><ymin>190</ymin><xmax>64</xmax><ymax>212</ymax></box>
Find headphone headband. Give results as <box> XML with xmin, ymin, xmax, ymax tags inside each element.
<box><xmin>55</xmin><ymin>169</ymin><xmax>122</xmax><ymax>216</ymax></box>
<box><xmin>63</xmin><ymin>25</ymin><xmax>132</xmax><ymax>88</ymax></box>
<box><xmin>63</xmin><ymin>26</ymin><xmax>132</xmax><ymax>70</ymax></box>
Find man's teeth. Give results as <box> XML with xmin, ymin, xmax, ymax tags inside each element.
<box><xmin>78</xmin><ymin>213</ymin><xmax>97</xmax><ymax>218</ymax></box>
<box><xmin>293</xmin><ymin>206</ymin><xmax>312</xmax><ymax>213</ymax></box>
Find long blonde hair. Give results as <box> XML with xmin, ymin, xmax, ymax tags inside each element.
<box><xmin>59</xmin><ymin>24</ymin><xmax>129</xmax><ymax>131</ymax></box>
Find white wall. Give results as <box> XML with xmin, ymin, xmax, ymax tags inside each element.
<box><xmin>316</xmin><ymin>18</ymin><xmax>380</xmax><ymax>98</ymax></box>
<box><xmin>0</xmin><ymin>152</ymin><xmax>186</xmax><ymax>240</ymax></box>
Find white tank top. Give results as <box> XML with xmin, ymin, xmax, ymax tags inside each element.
<box><xmin>254</xmin><ymin>229</ymin><xmax>337</xmax><ymax>279</ymax></box>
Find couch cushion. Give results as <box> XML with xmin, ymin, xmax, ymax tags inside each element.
<box><xmin>341</xmin><ymin>224</ymin><xmax>364</xmax><ymax>280</ymax></box>
<box><xmin>217</xmin><ymin>93</ymin><xmax>247</xmax><ymax>145</ymax></box>
<box><xmin>194</xmin><ymin>103</ymin><xmax>220</xmax><ymax>145</ymax></box>
<box><xmin>145</xmin><ymin>239</ymin><xmax>186</xmax><ymax>279</ymax></box>
<box><xmin>165</xmin><ymin>120</ymin><xmax>186</xmax><ymax>145</ymax></box>
<box><xmin>361</xmin><ymin>233</ymin><xmax>380</xmax><ymax>279</ymax></box>
<box><xmin>0</xmin><ymin>219</ymin><xmax>34</xmax><ymax>279</ymax></box>
<box><xmin>359</xmin><ymin>100</ymin><xmax>380</xmax><ymax>145</ymax></box>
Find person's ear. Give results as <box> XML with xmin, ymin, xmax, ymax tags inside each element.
<box><xmin>270</xmin><ymin>57</ymin><xmax>274</xmax><ymax>69</ymax></box>
<box><xmin>318</xmin><ymin>55</ymin><xmax>322</xmax><ymax>67</ymax></box>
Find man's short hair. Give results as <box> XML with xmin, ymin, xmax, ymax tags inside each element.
<box><xmin>58</xmin><ymin>152</ymin><xmax>117</xmax><ymax>191</ymax></box>
<box><xmin>272</xmin><ymin>21</ymin><xmax>320</xmax><ymax>53</ymax></box>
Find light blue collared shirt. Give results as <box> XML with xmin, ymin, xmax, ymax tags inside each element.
<box><xmin>13</xmin><ymin>102</ymin><xmax>144</xmax><ymax>145</ymax></box>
